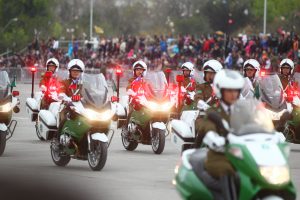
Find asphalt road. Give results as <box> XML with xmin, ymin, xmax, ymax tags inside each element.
<box><xmin>0</xmin><ymin>84</ymin><xmax>299</xmax><ymax>200</ymax></box>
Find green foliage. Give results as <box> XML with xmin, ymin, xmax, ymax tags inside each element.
<box><xmin>0</xmin><ymin>0</ymin><xmax>55</xmax><ymax>52</ymax></box>
<box><xmin>251</xmin><ymin>0</ymin><xmax>300</xmax><ymax>32</ymax></box>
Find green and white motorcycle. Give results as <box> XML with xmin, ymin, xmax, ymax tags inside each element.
<box><xmin>44</xmin><ymin>73</ymin><xmax>115</xmax><ymax>171</ymax></box>
<box><xmin>174</xmin><ymin>99</ymin><xmax>296</xmax><ymax>200</ymax></box>
<box><xmin>0</xmin><ymin>71</ymin><xmax>20</xmax><ymax>156</ymax></box>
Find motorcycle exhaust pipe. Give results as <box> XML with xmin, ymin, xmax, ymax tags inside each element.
<box><xmin>13</xmin><ymin>106</ymin><xmax>20</xmax><ymax>113</ymax></box>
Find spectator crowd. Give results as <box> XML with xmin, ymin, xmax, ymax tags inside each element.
<box><xmin>1</xmin><ymin>30</ymin><xmax>299</xmax><ymax>74</ymax></box>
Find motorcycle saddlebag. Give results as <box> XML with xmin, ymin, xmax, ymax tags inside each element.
<box><xmin>37</xmin><ymin>110</ymin><xmax>57</xmax><ymax>140</ymax></box>
<box><xmin>26</xmin><ymin>98</ymin><xmax>39</xmax><ymax>121</ymax></box>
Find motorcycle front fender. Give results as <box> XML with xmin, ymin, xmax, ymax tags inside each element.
<box><xmin>0</xmin><ymin>123</ymin><xmax>8</xmax><ymax>132</ymax></box>
<box><xmin>152</xmin><ymin>122</ymin><xmax>166</xmax><ymax>130</ymax></box>
<box><xmin>91</xmin><ymin>133</ymin><xmax>108</xmax><ymax>143</ymax></box>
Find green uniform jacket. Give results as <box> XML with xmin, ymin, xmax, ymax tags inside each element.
<box><xmin>194</xmin><ymin>82</ymin><xmax>217</xmax><ymax>106</ymax></box>
<box><xmin>195</xmin><ymin>104</ymin><xmax>235</xmax><ymax>179</ymax></box>
<box><xmin>60</xmin><ymin>79</ymin><xmax>83</xmax><ymax>97</ymax></box>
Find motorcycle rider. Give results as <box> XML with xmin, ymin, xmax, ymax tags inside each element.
<box><xmin>58</xmin><ymin>59</ymin><xmax>85</xmax><ymax>132</ymax></box>
<box><xmin>126</xmin><ymin>60</ymin><xmax>160</xmax><ymax>143</ymax></box>
<box><xmin>60</xmin><ymin>59</ymin><xmax>84</xmax><ymax>97</ymax></box>
<box><xmin>180</xmin><ymin>62</ymin><xmax>197</xmax><ymax>110</ymax></box>
<box><xmin>39</xmin><ymin>58</ymin><xmax>60</xmax><ymax>109</ymax></box>
<box><xmin>279</xmin><ymin>58</ymin><xmax>295</xmax><ymax>90</ymax></box>
<box><xmin>193</xmin><ymin>59</ymin><xmax>223</xmax><ymax>106</ymax></box>
<box><xmin>194</xmin><ymin>70</ymin><xmax>244</xmax><ymax>197</ymax></box>
<box><xmin>243</xmin><ymin>59</ymin><xmax>261</xmax><ymax>98</ymax></box>
<box><xmin>126</xmin><ymin>60</ymin><xmax>147</xmax><ymax>91</ymax></box>
<box><xmin>39</xmin><ymin>58</ymin><xmax>60</xmax><ymax>87</ymax></box>
<box><xmin>181</xmin><ymin>62</ymin><xmax>196</xmax><ymax>89</ymax></box>
<box><xmin>126</xmin><ymin>60</ymin><xmax>149</xmax><ymax>111</ymax></box>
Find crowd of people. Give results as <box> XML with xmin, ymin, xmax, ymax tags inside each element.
<box><xmin>1</xmin><ymin>30</ymin><xmax>299</xmax><ymax>74</ymax></box>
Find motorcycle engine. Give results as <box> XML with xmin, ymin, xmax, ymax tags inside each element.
<box><xmin>128</xmin><ymin>122</ymin><xmax>137</xmax><ymax>134</ymax></box>
<box><xmin>60</xmin><ymin>134</ymin><xmax>72</xmax><ymax>146</ymax></box>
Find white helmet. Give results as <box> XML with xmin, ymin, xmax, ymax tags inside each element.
<box><xmin>67</xmin><ymin>59</ymin><xmax>85</xmax><ymax>72</ymax></box>
<box><xmin>243</xmin><ymin>59</ymin><xmax>260</xmax><ymax>78</ymax></box>
<box><xmin>133</xmin><ymin>60</ymin><xmax>147</xmax><ymax>76</ymax></box>
<box><xmin>46</xmin><ymin>58</ymin><xmax>59</xmax><ymax>73</ymax></box>
<box><xmin>203</xmin><ymin>59</ymin><xmax>223</xmax><ymax>82</ymax></box>
<box><xmin>213</xmin><ymin>69</ymin><xmax>245</xmax><ymax>98</ymax></box>
<box><xmin>181</xmin><ymin>62</ymin><xmax>194</xmax><ymax>76</ymax></box>
<box><xmin>280</xmin><ymin>58</ymin><xmax>294</xmax><ymax>74</ymax></box>
<box><xmin>203</xmin><ymin>60</ymin><xmax>223</xmax><ymax>73</ymax></box>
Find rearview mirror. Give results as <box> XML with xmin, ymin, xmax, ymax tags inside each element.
<box><xmin>12</xmin><ymin>91</ymin><xmax>19</xmax><ymax>97</ymax></box>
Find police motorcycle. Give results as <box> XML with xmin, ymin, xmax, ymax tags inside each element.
<box><xmin>26</xmin><ymin>70</ymin><xmax>68</xmax><ymax>140</ymax></box>
<box><xmin>120</xmin><ymin>71</ymin><xmax>176</xmax><ymax>154</ymax></box>
<box><xmin>281</xmin><ymin>72</ymin><xmax>300</xmax><ymax>143</ymax></box>
<box><xmin>170</xmin><ymin>76</ymin><xmax>254</xmax><ymax>152</ymax></box>
<box><xmin>41</xmin><ymin>73</ymin><xmax>114</xmax><ymax>171</ymax></box>
<box><xmin>0</xmin><ymin>71</ymin><xmax>20</xmax><ymax>156</ymax></box>
<box><xmin>259</xmin><ymin>72</ymin><xmax>293</xmax><ymax>132</ymax></box>
<box><xmin>174</xmin><ymin>99</ymin><xmax>296</xmax><ymax>200</ymax></box>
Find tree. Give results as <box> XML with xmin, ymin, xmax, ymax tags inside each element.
<box><xmin>0</xmin><ymin>0</ymin><xmax>55</xmax><ymax>52</ymax></box>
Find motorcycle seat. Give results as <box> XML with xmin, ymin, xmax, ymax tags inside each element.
<box><xmin>189</xmin><ymin>149</ymin><xmax>221</xmax><ymax>192</ymax></box>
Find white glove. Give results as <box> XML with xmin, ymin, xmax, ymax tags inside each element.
<box><xmin>40</xmin><ymin>85</ymin><xmax>47</xmax><ymax>93</ymax></box>
<box><xmin>181</xmin><ymin>86</ymin><xmax>187</xmax><ymax>93</ymax></box>
<box><xmin>292</xmin><ymin>96</ymin><xmax>300</xmax><ymax>107</ymax></box>
<box><xmin>203</xmin><ymin>131</ymin><xmax>225</xmax><ymax>152</ymax></box>
<box><xmin>127</xmin><ymin>89</ymin><xmax>136</xmax><ymax>96</ymax></box>
<box><xmin>197</xmin><ymin>100</ymin><xmax>210</xmax><ymax>111</ymax></box>
<box><xmin>58</xmin><ymin>93</ymin><xmax>71</xmax><ymax>102</ymax></box>
<box><xmin>189</xmin><ymin>91</ymin><xmax>195</xmax><ymax>100</ymax></box>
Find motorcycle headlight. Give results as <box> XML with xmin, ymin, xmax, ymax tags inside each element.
<box><xmin>259</xmin><ymin>165</ymin><xmax>290</xmax><ymax>185</ymax></box>
<box><xmin>85</xmin><ymin>109</ymin><xmax>114</xmax><ymax>121</ymax></box>
<box><xmin>147</xmin><ymin>101</ymin><xmax>174</xmax><ymax>112</ymax></box>
<box><xmin>0</xmin><ymin>102</ymin><xmax>11</xmax><ymax>112</ymax></box>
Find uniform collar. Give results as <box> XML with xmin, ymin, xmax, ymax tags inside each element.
<box><xmin>220</xmin><ymin>101</ymin><xmax>234</xmax><ymax>115</ymax></box>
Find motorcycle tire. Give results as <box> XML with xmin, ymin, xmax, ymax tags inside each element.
<box><xmin>0</xmin><ymin>132</ymin><xmax>7</xmax><ymax>156</ymax></box>
<box><xmin>151</xmin><ymin>128</ymin><xmax>165</xmax><ymax>154</ymax></box>
<box><xmin>50</xmin><ymin>144</ymin><xmax>71</xmax><ymax>167</ymax></box>
<box><xmin>88</xmin><ymin>141</ymin><xmax>108</xmax><ymax>171</ymax></box>
<box><xmin>121</xmin><ymin>125</ymin><xmax>138</xmax><ymax>151</ymax></box>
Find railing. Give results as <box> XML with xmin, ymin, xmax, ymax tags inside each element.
<box><xmin>2</xmin><ymin>67</ymin><xmax>133</xmax><ymax>87</ymax></box>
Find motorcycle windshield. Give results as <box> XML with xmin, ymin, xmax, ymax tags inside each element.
<box><xmin>56</xmin><ymin>70</ymin><xmax>69</xmax><ymax>81</ymax></box>
<box><xmin>259</xmin><ymin>74</ymin><xmax>286</xmax><ymax>111</ymax></box>
<box><xmin>82</xmin><ymin>73</ymin><xmax>108</xmax><ymax>108</ymax></box>
<box><xmin>241</xmin><ymin>77</ymin><xmax>254</xmax><ymax>99</ymax></box>
<box><xmin>0</xmin><ymin>71</ymin><xmax>10</xmax><ymax>99</ymax></box>
<box><xmin>169</xmin><ymin>69</ymin><xmax>204</xmax><ymax>85</ymax></box>
<box><xmin>144</xmin><ymin>71</ymin><xmax>168</xmax><ymax>99</ymax></box>
<box><xmin>230</xmin><ymin>99</ymin><xmax>274</xmax><ymax>135</ymax></box>
<box><xmin>294</xmin><ymin>72</ymin><xmax>300</xmax><ymax>94</ymax></box>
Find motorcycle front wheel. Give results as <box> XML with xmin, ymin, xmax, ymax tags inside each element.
<box><xmin>50</xmin><ymin>141</ymin><xmax>70</xmax><ymax>167</ymax></box>
<box><xmin>121</xmin><ymin>125</ymin><xmax>138</xmax><ymax>151</ymax></box>
<box><xmin>88</xmin><ymin>140</ymin><xmax>108</xmax><ymax>171</ymax></box>
<box><xmin>151</xmin><ymin>128</ymin><xmax>165</xmax><ymax>154</ymax></box>
<box><xmin>0</xmin><ymin>132</ymin><xmax>7</xmax><ymax>156</ymax></box>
